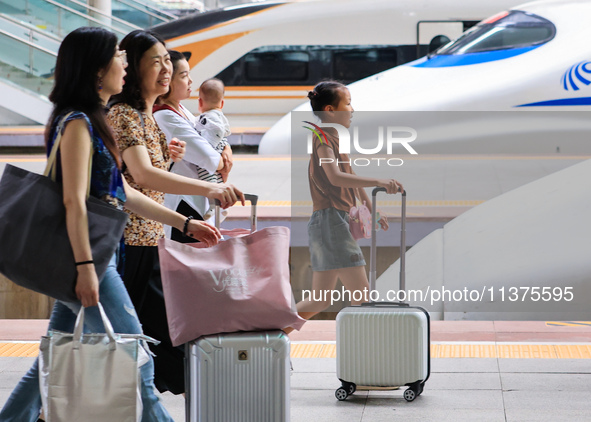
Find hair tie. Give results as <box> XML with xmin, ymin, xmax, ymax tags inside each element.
<box><xmin>308</xmin><ymin>90</ymin><xmax>318</xmax><ymax>100</ymax></box>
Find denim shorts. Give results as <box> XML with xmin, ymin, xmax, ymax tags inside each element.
<box><xmin>308</xmin><ymin>207</ymin><xmax>366</xmax><ymax>272</ymax></box>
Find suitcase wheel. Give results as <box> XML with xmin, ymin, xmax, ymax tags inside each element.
<box><xmin>347</xmin><ymin>383</ymin><xmax>357</xmax><ymax>395</ymax></box>
<box><xmin>403</xmin><ymin>388</ymin><xmax>416</xmax><ymax>402</ymax></box>
<box><xmin>335</xmin><ymin>387</ymin><xmax>349</xmax><ymax>401</ymax></box>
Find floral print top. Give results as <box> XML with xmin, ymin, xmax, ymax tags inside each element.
<box><xmin>107</xmin><ymin>103</ymin><xmax>170</xmax><ymax>246</ymax></box>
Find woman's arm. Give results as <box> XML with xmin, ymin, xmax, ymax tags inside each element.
<box><xmin>121</xmin><ymin>145</ymin><xmax>242</xmax><ymax>208</ymax></box>
<box><xmin>318</xmin><ymin>145</ymin><xmax>403</xmax><ymax>194</ymax></box>
<box><xmin>122</xmin><ymin>178</ymin><xmax>221</xmax><ymax>246</ymax></box>
<box><xmin>154</xmin><ymin>109</ymin><xmax>223</xmax><ymax>174</ymax></box>
<box><xmin>220</xmin><ymin>144</ymin><xmax>233</xmax><ymax>182</ymax></box>
<box><xmin>59</xmin><ymin>118</ymin><xmax>99</xmax><ymax>307</ymax></box>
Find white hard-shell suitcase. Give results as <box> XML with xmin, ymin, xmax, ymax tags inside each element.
<box><xmin>335</xmin><ymin>188</ymin><xmax>431</xmax><ymax>402</ymax></box>
<box><xmin>185</xmin><ymin>195</ymin><xmax>291</xmax><ymax>422</ymax></box>
<box><xmin>185</xmin><ymin>330</ymin><xmax>290</xmax><ymax>422</ymax></box>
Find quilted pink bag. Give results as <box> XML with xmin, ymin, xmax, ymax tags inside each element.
<box><xmin>158</xmin><ymin>226</ymin><xmax>305</xmax><ymax>346</ymax></box>
<box><xmin>349</xmin><ymin>201</ymin><xmax>372</xmax><ymax>240</ymax></box>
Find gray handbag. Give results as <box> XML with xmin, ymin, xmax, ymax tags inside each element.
<box><xmin>39</xmin><ymin>303</ymin><xmax>156</xmax><ymax>422</ymax></box>
<box><xmin>0</xmin><ymin>113</ymin><xmax>128</xmax><ymax>302</ymax></box>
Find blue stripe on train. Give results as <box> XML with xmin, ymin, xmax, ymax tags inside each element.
<box><xmin>516</xmin><ymin>97</ymin><xmax>591</xmax><ymax>107</ymax></box>
<box><xmin>410</xmin><ymin>46</ymin><xmax>539</xmax><ymax>68</ymax></box>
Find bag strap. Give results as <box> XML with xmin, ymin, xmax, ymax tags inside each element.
<box><xmin>44</xmin><ymin>112</ymin><xmax>93</xmax><ymax>198</ymax></box>
<box><xmin>135</xmin><ymin>108</ymin><xmax>146</xmax><ymax>133</ymax></box>
<box><xmin>73</xmin><ymin>303</ymin><xmax>117</xmax><ymax>351</ymax></box>
<box><xmin>309</xmin><ymin>169</ymin><xmax>327</xmax><ymax>196</ymax></box>
<box><xmin>219</xmin><ymin>228</ymin><xmax>252</xmax><ymax>237</ymax></box>
<box><xmin>45</xmin><ymin>111</ymin><xmax>73</xmax><ymax>178</ymax></box>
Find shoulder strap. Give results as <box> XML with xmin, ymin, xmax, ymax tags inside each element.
<box><xmin>45</xmin><ymin>112</ymin><xmax>73</xmax><ymax>179</ymax></box>
<box><xmin>135</xmin><ymin>108</ymin><xmax>145</xmax><ymax>132</ymax></box>
<box><xmin>44</xmin><ymin>112</ymin><xmax>92</xmax><ymax>198</ymax></box>
<box><xmin>153</xmin><ymin>103</ymin><xmax>184</xmax><ymax>119</ymax></box>
<box><xmin>309</xmin><ymin>164</ymin><xmax>326</xmax><ymax>196</ymax></box>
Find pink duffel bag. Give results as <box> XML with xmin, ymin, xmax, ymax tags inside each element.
<box><xmin>158</xmin><ymin>226</ymin><xmax>305</xmax><ymax>346</ymax></box>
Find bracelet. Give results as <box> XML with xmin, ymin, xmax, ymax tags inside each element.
<box><xmin>182</xmin><ymin>215</ymin><xmax>194</xmax><ymax>237</ymax></box>
<box><xmin>75</xmin><ymin>260</ymin><xmax>94</xmax><ymax>266</ymax></box>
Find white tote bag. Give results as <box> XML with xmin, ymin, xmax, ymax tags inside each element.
<box><xmin>39</xmin><ymin>303</ymin><xmax>154</xmax><ymax>422</ymax></box>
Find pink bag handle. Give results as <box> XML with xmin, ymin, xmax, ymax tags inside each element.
<box><xmin>219</xmin><ymin>228</ymin><xmax>252</xmax><ymax>237</ymax></box>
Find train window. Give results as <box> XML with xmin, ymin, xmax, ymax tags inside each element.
<box><xmin>214</xmin><ymin>45</ymin><xmax>402</xmax><ymax>86</ymax></box>
<box><xmin>333</xmin><ymin>48</ymin><xmax>397</xmax><ymax>83</ymax></box>
<box><xmin>244</xmin><ymin>51</ymin><xmax>309</xmax><ymax>82</ymax></box>
<box><xmin>436</xmin><ymin>11</ymin><xmax>555</xmax><ymax>55</ymax></box>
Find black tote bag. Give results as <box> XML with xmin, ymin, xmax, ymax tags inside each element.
<box><xmin>0</xmin><ymin>115</ymin><xmax>128</xmax><ymax>302</ymax></box>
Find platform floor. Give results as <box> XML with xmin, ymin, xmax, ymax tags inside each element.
<box><xmin>1</xmin><ymin>155</ymin><xmax>590</xmax><ymax>420</ymax></box>
<box><xmin>1</xmin><ymin>320</ymin><xmax>590</xmax><ymax>421</ymax></box>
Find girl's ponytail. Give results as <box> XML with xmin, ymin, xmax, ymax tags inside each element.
<box><xmin>309</xmin><ymin>80</ymin><xmax>346</xmax><ymax>117</ymax></box>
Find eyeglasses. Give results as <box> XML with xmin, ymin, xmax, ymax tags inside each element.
<box><xmin>117</xmin><ymin>50</ymin><xmax>127</xmax><ymax>66</ymax></box>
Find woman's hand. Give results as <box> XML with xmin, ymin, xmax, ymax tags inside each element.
<box><xmin>378</xmin><ymin>179</ymin><xmax>404</xmax><ymax>194</ymax></box>
<box><xmin>209</xmin><ymin>183</ymin><xmax>245</xmax><ymax>209</ymax></box>
<box><xmin>220</xmin><ymin>145</ymin><xmax>233</xmax><ymax>182</ymax></box>
<box><xmin>169</xmin><ymin>138</ymin><xmax>186</xmax><ymax>163</ymax></box>
<box><xmin>185</xmin><ymin>220</ymin><xmax>221</xmax><ymax>246</ymax></box>
<box><xmin>75</xmin><ymin>265</ymin><xmax>99</xmax><ymax>307</ymax></box>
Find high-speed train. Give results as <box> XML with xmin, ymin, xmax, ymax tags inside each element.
<box><xmin>260</xmin><ymin>0</ymin><xmax>591</xmax><ymax>154</ymax></box>
<box><xmin>152</xmin><ymin>0</ymin><xmax>526</xmax><ymax>128</ymax></box>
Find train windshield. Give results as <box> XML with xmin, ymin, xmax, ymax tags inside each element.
<box><xmin>435</xmin><ymin>11</ymin><xmax>555</xmax><ymax>55</ymax></box>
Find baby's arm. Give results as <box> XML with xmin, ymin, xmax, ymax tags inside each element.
<box><xmin>197</xmin><ymin>111</ymin><xmax>231</xmax><ymax>147</ymax></box>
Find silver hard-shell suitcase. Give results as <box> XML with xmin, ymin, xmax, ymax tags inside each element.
<box><xmin>335</xmin><ymin>188</ymin><xmax>431</xmax><ymax>402</ymax></box>
<box><xmin>185</xmin><ymin>195</ymin><xmax>291</xmax><ymax>422</ymax></box>
<box><xmin>185</xmin><ymin>331</ymin><xmax>290</xmax><ymax>422</ymax></box>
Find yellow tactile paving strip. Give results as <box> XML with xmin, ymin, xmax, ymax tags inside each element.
<box><xmin>289</xmin><ymin>343</ymin><xmax>591</xmax><ymax>359</ymax></box>
<box><xmin>283</xmin><ymin>200</ymin><xmax>485</xmax><ymax>207</ymax></box>
<box><xmin>0</xmin><ymin>127</ymin><xmax>44</xmax><ymax>133</ymax></box>
<box><xmin>225</xmin><ymin>199</ymin><xmax>487</xmax><ymax>207</ymax></box>
<box><xmin>1</xmin><ymin>342</ymin><xmax>591</xmax><ymax>359</ymax></box>
<box><xmin>431</xmin><ymin>344</ymin><xmax>498</xmax><ymax>358</ymax></box>
<box><xmin>4</xmin><ymin>155</ymin><xmax>588</xmax><ymax>163</ymax></box>
<box><xmin>289</xmin><ymin>155</ymin><xmax>591</xmax><ymax>162</ymax></box>
<box><xmin>0</xmin><ymin>343</ymin><xmax>40</xmax><ymax>358</ymax></box>
<box><xmin>0</xmin><ymin>158</ymin><xmax>46</xmax><ymax>162</ymax></box>
<box><xmin>546</xmin><ymin>321</ymin><xmax>591</xmax><ymax>327</ymax></box>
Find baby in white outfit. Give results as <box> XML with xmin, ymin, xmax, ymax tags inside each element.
<box><xmin>194</xmin><ymin>78</ymin><xmax>232</xmax><ymax>221</ymax></box>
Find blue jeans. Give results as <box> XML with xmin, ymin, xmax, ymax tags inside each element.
<box><xmin>0</xmin><ymin>253</ymin><xmax>173</xmax><ymax>422</ymax></box>
<box><xmin>308</xmin><ymin>207</ymin><xmax>366</xmax><ymax>271</ymax></box>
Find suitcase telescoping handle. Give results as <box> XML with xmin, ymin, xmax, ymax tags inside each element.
<box><xmin>370</xmin><ymin>187</ymin><xmax>406</xmax><ymax>294</ymax></box>
<box><xmin>214</xmin><ymin>193</ymin><xmax>258</xmax><ymax>231</ymax></box>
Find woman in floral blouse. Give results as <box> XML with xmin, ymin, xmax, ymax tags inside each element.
<box><xmin>107</xmin><ymin>29</ymin><xmax>244</xmax><ymax>395</ymax></box>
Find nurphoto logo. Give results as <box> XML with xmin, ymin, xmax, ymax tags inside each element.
<box><xmin>303</xmin><ymin>121</ymin><xmax>418</xmax><ymax>167</ymax></box>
